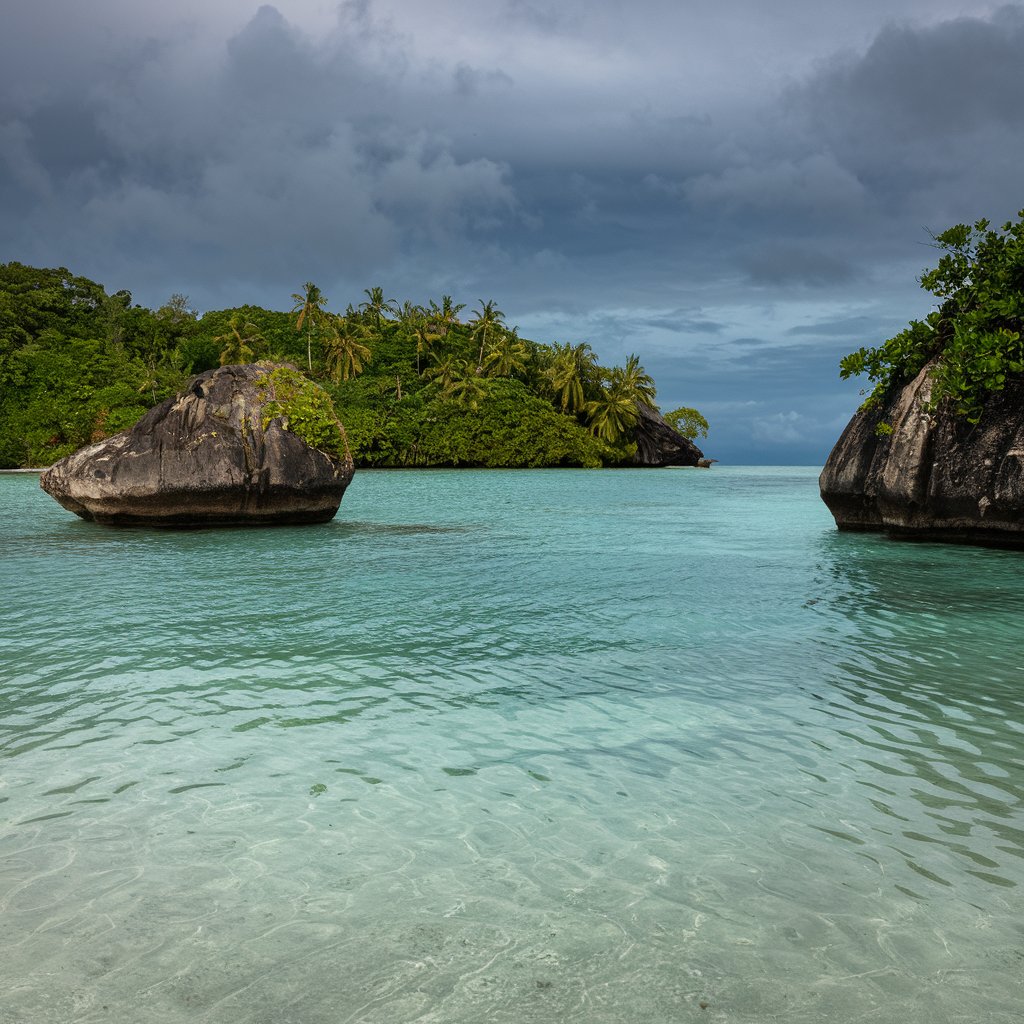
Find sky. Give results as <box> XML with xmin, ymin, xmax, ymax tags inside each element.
<box><xmin>3</xmin><ymin>0</ymin><xmax>1023</xmax><ymax>463</ymax></box>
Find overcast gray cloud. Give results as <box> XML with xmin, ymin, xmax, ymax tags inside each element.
<box><xmin>2</xmin><ymin>0</ymin><xmax>1021</xmax><ymax>462</ymax></box>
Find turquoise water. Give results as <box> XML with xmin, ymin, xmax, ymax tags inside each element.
<box><xmin>1</xmin><ymin>466</ymin><xmax>1022</xmax><ymax>1023</ymax></box>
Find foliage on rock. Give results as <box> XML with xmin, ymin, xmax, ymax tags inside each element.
<box><xmin>258</xmin><ymin>366</ymin><xmax>349</xmax><ymax>462</ymax></box>
<box><xmin>841</xmin><ymin>211</ymin><xmax>1024</xmax><ymax>423</ymax></box>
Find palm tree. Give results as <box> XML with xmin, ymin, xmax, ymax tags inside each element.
<box><xmin>291</xmin><ymin>282</ymin><xmax>328</xmax><ymax>372</ymax></box>
<box><xmin>546</xmin><ymin>342</ymin><xmax>598</xmax><ymax>414</ymax></box>
<box><xmin>215</xmin><ymin>314</ymin><xmax>263</xmax><ymax>366</ymax></box>
<box><xmin>426</xmin><ymin>352</ymin><xmax>466</xmax><ymax>391</ymax></box>
<box><xmin>617</xmin><ymin>353</ymin><xmax>657</xmax><ymax>407</ymax></box>
<box><xmin>469</xmin><ymin>299</ymin><xmax>505</xmax><ymax>373</ymax></box>
<box><xmin>360</xmin><ymin>286</ymin><xmax>397</xmax><ymax>331</ymax></box>
<box><xmin>427</xmin><ymin>295</ymin><xmax>465</xmax><ymax>336</ymax></box>
<box><xmin>323</xmin><ymin>315</ymin><xmax>372</xmax><ymax>382</ymax></box>
<box><xmin>549</xmin><ymin>350</ymin><xmax>583</xmax><ymax>413</ymax></box>
<box><xmin>446</xmin><ymin>372</ymin><xmax>487</xmax><ymax>410</ymax></box>
<box><xmin>397</xmin><ymin>300</ymin><xmax>422</xmax><ymax>324</ymax></box>
<box><xmin>585</xmin><ymin>374</ymin><xmax>640</xmax><ymax>442</ymax></box>
<box><xmin>412</xmin><ymin>314</ymin><xmax>443</xmax><ymax>375</ymax></box>
<box><xmin>392</xmin><ymin>301</ymin><xmax>435</xmax><ymax>373</ymax></box>
<box><xmin>584</xmin><ymin>356</ymin><xmax>657</xmax><ymax>442</ymax></box>
<box><xmin>427</xmin><ymin>358</ymin><xmax>485</xmax><ymax>409</ymax></box>
<box><xmin>483</xmin><ymin>326</ymin><xmax>529</xmax><ymax>378</ymax></box>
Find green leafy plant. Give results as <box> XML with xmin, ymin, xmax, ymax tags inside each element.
<box><xmin>663</xmin><ymin>406</ymin><xmax>710</xmax><ymax>440</ymax></box>
<box><xmin>290</xmin><ymin>282</ymin><xmax>329</xmax><ymax>373</ymax></box>
<box><xmin>840</xmin><ymin>211</ymin><xmax>1024</xmax><ymax>423</ymax></box>
<box><xmin>260</xmin><ymin>365</ymin><xmax>350</xmax><ymax>461</ymax></box>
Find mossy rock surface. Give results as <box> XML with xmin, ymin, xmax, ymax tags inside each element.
<box><xmin>40</xmin><ymin>363</ymin><xmax>355</xmax><ymax>526</ymax></box>
<box><xmin>258</xmin><ymin>364</ymin><xmax>350</xmax><ymax>461</ymax></box>
<box><xmin>820</xmin><ymin>359</ymin><xmax>1024</xmax><ymax>547</ymax></box>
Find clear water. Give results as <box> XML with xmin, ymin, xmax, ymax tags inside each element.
<box><xmin>1</xmin><ymin>466</ymin><xmax>1022</xmax><ymax>1023</ymax></box>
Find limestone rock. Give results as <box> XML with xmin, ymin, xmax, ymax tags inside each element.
<box><xmin>820</xmin><ymin>361</ymin><xmax>1024</xmax><ymax>547</ymax></box>
<box><xmin>631</xmin><ymin>404</ymin><xmax>704</xmax><ymax>467</ymax></box>
<box><xmin>40</xmin><ymin>363</ymin><xmax>354</xmax><ymax>526</ymax></box>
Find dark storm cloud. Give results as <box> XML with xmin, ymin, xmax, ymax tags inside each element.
<box><xmin>665</xmin><ymin>6</ymin><xmax>1024</xmax><ymax>295</ymax></box>
<box><xmin>785</xmin><ymin>6</ymin><xmax>1024</xmax><ymax>228</ymax></box>
<box><xmin>0</xmin><ymin>1</ymin><xmax>524</xmax><ymax>303</ymax></box>
<box><xmin>2</xmin><ymin>0</ymin><xmax>1021</xmax><ymax>460</ymax></box>
<box><xmin>799</xmin><ymin>6</ymin><xmax>1024</xmax><ymax>142</ymax></box>
<box><xmin>737</xmin><ymin>244</ymin><xmax>861</xmax><ymax>287</ymax></box>
<box><xmin>21</xmin><ymin>101</ymin><xmax>110</xmax><ymax>180</ymax></box>
<box><xmin>224</xmin><ymin>5</ymin><xmax>311</xmax><ymax>100</ymax></box>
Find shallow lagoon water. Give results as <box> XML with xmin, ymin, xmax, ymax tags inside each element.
<box><xmin>1</xmin><ymin>466</ymin><xmax>1022</xmax><ymax>1023</ymax></box>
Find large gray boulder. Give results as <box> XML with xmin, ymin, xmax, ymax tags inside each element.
<box><xmin>820</xmin><ymin>360</ymin><xmax>1024</xmax><ymax>547</ymax></box>
<box><xmin>631</xmin><ymin>404</ymin><xmax>704</xmax><ymax>467</ymax></box>
<box><xmin>40</xmin><ymin>363</ymin><xmax>354</xmax><ymax>526</ymax></box>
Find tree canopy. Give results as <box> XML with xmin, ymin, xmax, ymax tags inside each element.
<box><xmin>0</xmin><ymin>262</ymin><xmax>708</xmax><ymax>469</ymax></box>
<box><xmin>664</xmin><ymin>406</ymin><xmax>710</xmax><ymax>440</ymax></box>
<box><xmin>840</xmin><ymin>211</ymin><xmax>1024</xmax><ymax>424</ymax></box>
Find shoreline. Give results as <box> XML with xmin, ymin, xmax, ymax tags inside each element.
<box><xmin>3</xmin><ymin>464</ymin><xmax>719</xmax><ymax>474</ymax></box>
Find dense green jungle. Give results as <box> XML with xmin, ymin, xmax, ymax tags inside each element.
<box><xmin>0</xmin><ymin>264</ymin><xmax>709</xmax><ymax>469</ymax></box>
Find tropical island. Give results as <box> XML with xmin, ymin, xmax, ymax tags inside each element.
<box><xmin>0</xmin><ymin>264</ymin><xmax>709</xmax><ymax>470</ymax></box>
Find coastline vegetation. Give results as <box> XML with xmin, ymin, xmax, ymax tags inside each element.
<box><xmin>0</xmin><ymin>263</ymin><xmax>706</xmax><ymax>469</ymax></box>
<box><xmin>840</xmin><ymin>210</ymin><xmax>1024</xmax><ymax>425</ymax></box>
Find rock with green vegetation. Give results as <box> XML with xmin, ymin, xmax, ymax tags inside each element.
<box><xmin>822</xmin><ymin>212</ymin><xmax>1024</xmax><ymax>547</ymax></box>
<box><xmin>631</xmin><ymin>403</ymin><xmax>704</xmax><ymax>467</ymax></box>
<box><xmin>40</xmin><ymin>362</ymin><xmax>354</xmax><ymax>526</ymax></box>
<box><xmin>820</xmin><ymin>360</ymin><xmax>1024</xmax><ymax>546</ymax></box>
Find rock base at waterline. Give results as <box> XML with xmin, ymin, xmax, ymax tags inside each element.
<box><xmin>40</xmin><ymin>363</ymin><xmax>354</xmax><ymax>527</ymax></box>
<box><xmin>820</xmin><ymin>362</ymin><xmax>1024</xmax><ymax>548</ymax></box>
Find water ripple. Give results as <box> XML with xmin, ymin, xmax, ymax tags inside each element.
<box><xmin>2</xmin><ymin>468</ymin><xmax>1022</xmax><ymax>1022</ymax></box>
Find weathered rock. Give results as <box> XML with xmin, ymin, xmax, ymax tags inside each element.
<box><xmin>820</xmin><ymin>360</ymin><xmax>1024</xmax><ymax>547</ymax></box>
<box><xmin>40</xmin><ymin>363</ymin><xmax>354</xmax><ymax>526</ymax></box>
<box><xmin>631</xmin><ymin>404</ymin><xmax>705</xmax><ymax>467</ymax></box>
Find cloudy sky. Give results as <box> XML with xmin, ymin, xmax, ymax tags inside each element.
<box><xmin>3</xmin><ymin>0</ymin><xmax>1023</xmax><ymax>462</ymax></box>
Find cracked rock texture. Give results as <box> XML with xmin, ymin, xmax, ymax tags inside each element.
<box><xmin>820</xmin><ymin>361</ymin><xmax>1024</xmax><ymax>547</ymax></box>
<box><xmin>40</xmin><ymin>363</ymin><xmax>354</xmax><ymax>526</ymax></box>
<box><xmin>632</xmin><ymin>404</ymin><xmax>704</xmax><ymax>467</ymax></box>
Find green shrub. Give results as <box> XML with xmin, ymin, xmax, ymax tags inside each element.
<box><xmin>841</xmin><ymin>212</ymin><xmax>1024</xmax><ymax>423</ymax></box>
<box><xmin>259</xmin><ymin>365</ymin><xmax>350</xmax><ymax>461</ymax></box>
